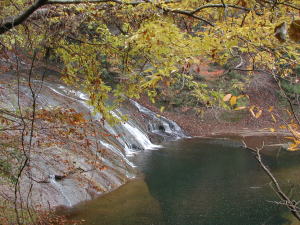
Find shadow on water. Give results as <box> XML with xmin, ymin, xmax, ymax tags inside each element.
<box><xmin>63</xmin><ymin>179</ymin><xmax>165</xmax><ymax>225</ymax></box>
<box><xmin>63</xmin><ymin>138</ymin><xmax>300</xmax><ymax>225</ymax></box>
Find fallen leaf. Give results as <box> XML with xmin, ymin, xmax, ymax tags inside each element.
<box><xmin>223</xmin><ymin>94</ymin><xmax>232</xmax><ymax>102</ymax></box>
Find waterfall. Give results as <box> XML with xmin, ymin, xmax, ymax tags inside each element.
<box><xmin>130</xmin><ymin>100</ymin><xmax>187</xmax><ymax>139</ymax></box>
<box><xmin>42</xmin><ymin>82</ymin><xmax>162</xmax><ymax>153</ymax></box>
<box><xmin>99</xmin><ymin>140</ymin><xmax>136</xmax><ymax>168</ymax></box>
<box><xmin>49</xmin><ymin>175</ymin><xmax>73</xmax><ymax>207</ymax></box>
<box><xmin>12</xmin><ymin>79</ymin><xmax>186</xmax><ymax>208</ymax></box>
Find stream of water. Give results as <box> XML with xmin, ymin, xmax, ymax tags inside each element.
<box><xmin>64</xmin><ymin>138</ymin><xmax>300</xmax><ymax>225</ymax></box>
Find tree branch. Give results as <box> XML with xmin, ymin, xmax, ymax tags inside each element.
<box><xmin>0</xmin><ymin>0</ymin><xmax>292</xmax><ymax>35</ymax></box>
<box><xmin>191</xmin><ymin>3</ymin><xmax>250</xmax><ymax>14</ymax></box>
<box><xmin>0</xmin><ymin>0</ymin><xmax>175</xmax><ymax>34</ymax></box>
<box><xmin>158</xmin><ymin>3</ymin><xmax>251</xmax><ymax>26</ymax></box>
<box><xmin>159</xmin><ymin>7</ymin><xmax>215</xmax><ymax>26</ymax></box>
<box><xmin>261</xmin><ymin>0</ymin><xmax>300</xmax><ymax>10</ymax></box>
<box><xmin>0</xmin><ymin>0</ymin><xmax>48</xmax><ymax>35</ymax></box>
<box><xmin>279</xmin><ymin>2</ymin><xmax>300</xmax><ymax>10</ymax></box>
<box><xmin>47</xmin><ymin>0</ymin><xmax>143</xmax><ymax>5</ymax></box>
<box><xmin>271</xmin><ymin>71</ymin><xmax>300</xmax><ymax>126</ymax></box>
<box><xmin>243</xmin><ymin>141</ymin><xmax>300</xmax><ymax>221</ymax></box>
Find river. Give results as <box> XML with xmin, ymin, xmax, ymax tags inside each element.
<box><xmin>63</xmin><ymin>138</ymin><xmax>300</xmax><ymax>225</ymax></box>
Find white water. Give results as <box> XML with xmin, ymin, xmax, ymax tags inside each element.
<box><xmin>123</xmin><ymin>121</ymin><xmax>161</xmax><ymax>151</ymax></box>
<box><xmin>21</xmin><ymin>80</ymin><xmax>185</xmax><ymax>207</ymax></box>
<box><xmin>130</xmin><ymin>100</ymin><xmax>186</xmax><ymax>138</ymax></box>
<box><xmin>99</xmin><ymin>140</ymin><xmax>136</xmax><ymax>168</ymax></box>
<box><xmin>49</xmin><ymin>175</ymin><xmax>73</xmax><ymax>207</ymax></box>
<box><xmin>43</xmin><ymin>82</ymin><xmax>162</xmax><ymax>153</ymax></box>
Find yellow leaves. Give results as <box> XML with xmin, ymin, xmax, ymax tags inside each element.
<box><xmin>226</xmin><ymin>39</ymin><xmax>239</xmax><ymax>49</ymax></box>
<box><xmin>134</xmin><ymin>19</ymin><xmax>195</xmax><ymax>59</ymax></box>
<box><xmin>234</xmin><ymin>106</ymin><xmax>246</xmax><ymax>111</ymax></box>
<box><xmin>271</xmin><ymin>114</ymin><xmax>277</xmax><ymax>123</ymax></box>
<box><xmin>286</xmin><ymin>109</ymin><xmax>292</xmax><ymax>116</ymax></box>
<box><xmin>288</xmin><ymin>142</ymin><xmax>300</xmax><ymax>151</ymax></box>
<box><xmin>249</xmin><ymin>106</ymin><xmax>262</xmax><ymax>119</ymax></box>
<box><xmin>269</xmin><ymin>128</ymin><xmax>276</xmax><ymax>132</ymax></box>
<box><xmin>268</xmin><ymin>106</ymin><xmax>274</xmax><ymax>112</ymax></box>
<box><xmin>255</xmin><ymin>110</ymin><xmax>263</xmax><ymax>118</ymax></box>
<box><xmin>286</xmin><ymin>136</ymin><xmax>300</xmax><ymax>151</ymax></box>
<box><xmin>249</xmin><ymin>107</ymin><xmax>256</xmax><ymax>117</ymax></box>
<box><xmin>285</xmin><ymin>124</ymin><xmax>300</xmax><ymax>151</ymax></box>
<box><xmin>223</xmin><ymin>94</ymin><xmax>248</xmax><ymax>110</ymax></box>
<box><xmin>141</xmin><ymin>75</ymin><xmax>162</xmax><ymax>89</ymax></box>
<box><xmin>288</xmin><ymin>124</ymin><xmax>300</xmax><ymax>140</ymax></box>
<box><xmin>230</xmin><ymin>96</ymin><xmax>237</xmax><ymax>106</ymax></box>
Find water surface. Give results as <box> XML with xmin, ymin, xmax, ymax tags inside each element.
<box><xmin>66</xmin><ymin>138</ymin><xmax>300</xmax><ymax>225</ymax></box>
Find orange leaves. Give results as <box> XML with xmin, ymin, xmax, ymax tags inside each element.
<box><xmin>71</xmin><ymin>113</ymin><xmax>86</xmax><ymax>125</ymax></box>
<box><xmin>36</xmin><ymin>108</ymin><xmax>87</xmax><ymax>126</ymax></box>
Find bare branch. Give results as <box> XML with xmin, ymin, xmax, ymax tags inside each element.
<box><xmin>243</xmin><ymin>141</ymin><xmax>300</xmax><ymax>221</ymax></box>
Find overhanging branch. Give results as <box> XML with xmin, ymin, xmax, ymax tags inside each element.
<box><xmin>47</xmin><ymin>0</ymin><xmax>143</xmax><ymax>5</ymax></box>
<box><xmin>159</xmin><ymin>3</ymin><xmax>250</xmax><ymax>26</ymax></box>
<box><xmin>191</xmin><ymin>3</ymin><xmax>250</xmax><ymax>14</ymax></box>
<box><xmin>261</xmin><ymin>0</ymin><xmax>300</xmax><ymax>10</ymax></box>
<box><xmin>0</xmin><ymin>0</ymin><xmax>48</xmax><ymax>35</ymax></box>
<box><xmin>162</xmin><ymin>7</ymin><xmax>215</xmax><ymax>26</ymax></box>
<box><xmin>0</xmin><ymin>0</ymin><xmax>294</xmax><ymax>35</ymax></box>
<box><xmin>0</xmin><ymin>0</ymin><xmax>162</xmax><ymax>34</ymax></box>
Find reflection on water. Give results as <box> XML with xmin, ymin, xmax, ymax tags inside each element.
<box><xmin>65</xmin><ymin>138</ymin><xmax>300</xmax><ymax>225</ymax></box>
<box><xmin>64</xmin><ymin>179</ymin><xmax>165</xmax><ymax>225</ymax></box>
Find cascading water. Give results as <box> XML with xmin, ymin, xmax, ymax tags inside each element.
<box><xmin>49</xmin><ymin>175</ymin><xmax>73</xmax><ymax>207</ymax></box>
<box><xmin>0</xmin><ymin>74</ymin><xmax>186</xmax><ymax>208</ymax></box>
<box><xmin>130</xmin><ymin>100</ymin><xmax>187</xmax><ymax>139</ymax></box>
<box><xmin>42</xmin><ymin>82</ymin><xmax>163</xmax><ymax>154</ymax></box>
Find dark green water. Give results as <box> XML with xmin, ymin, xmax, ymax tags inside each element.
<box><xmin>66</xmin><ymin>138</ymin><xmax>300</xmax><ymax>225</ymax></box>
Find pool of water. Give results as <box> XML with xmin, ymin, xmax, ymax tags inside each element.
<box><xmin>65</xmin><ymin>138</ymin><xmax>300</xmax><ymax>225</ymax></box>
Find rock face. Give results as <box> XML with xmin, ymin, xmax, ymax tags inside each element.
<box><xmin>0</xmin><ymin>72</ymin><xmax>185</xmax><ymax>209</ymax></box>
